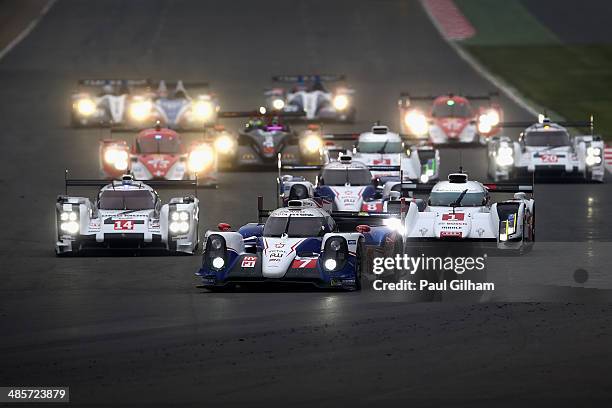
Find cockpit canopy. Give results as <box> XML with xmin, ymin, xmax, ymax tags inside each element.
<box><xmin>98</xmin><ymin>190</ymin><xmax>156</xmax><ymax>210</ymax></box>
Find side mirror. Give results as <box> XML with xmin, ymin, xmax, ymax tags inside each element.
<box><xmin>218</xmin><ymin>223</ymin><xmax>231</xmax><ymax>231</ymax></box>
<box><xmin>356</xmin><ymin>224</ymin><xmax>371</xmax><ymax>233</ymax></box>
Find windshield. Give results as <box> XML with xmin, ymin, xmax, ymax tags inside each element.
<box><xmin>358</xmin><ymin>141</ymin><xmax>403</xmax><ymax>154</ymax></box>
<box><xmin>429</xmin><ymin>191</ymin><xmax>486</xmax><ymax>207</ymax></box>
<box><xmin>263</xmin><ymin>216</ymin><xmax>326</xmax><ymax>237</ymax></box>
<box><xmin>99</xmin><ymin>190</ymin><xmax>156</xmax><ymax>210</ymax></box>
<box><xmin>322</xmin><ymin>168</ymin><xmax>372</xmax><ymax>186</ymax></box>
<box><xmin>137</xmin><ymin>137</ymin><xmax>181</xmax><ymax>154</ymax></box>
<box><xmin>524</xmin><ymin>131</ymin><xmax>569</xmax><ymax>147</ymax></box>
<box><xmin>432</xmin><ymin>102</ymin><xmax>471</xmax><ymax>118</ymax></box>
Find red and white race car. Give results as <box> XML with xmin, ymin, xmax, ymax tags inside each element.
<box><xmin>398</xmin><ymin>93</ymin><xmax>502</xmax><ymax>145</ymax></box>
<box><xmin>99</xmin><ymin>125</ymin><xmax>218</xmax><ymax>186</ymax></box>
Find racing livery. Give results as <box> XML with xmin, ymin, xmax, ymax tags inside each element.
<box><xmin>196</xmin><ymin>198</ymin><xmax>402</xmax><ymax>290</ymax></box>
<box><xmin>401</xmin><ymin>173</ymin><xmax>535</xmax><ymax>253</ymax></box>
<box><xmin>214</xmin><ymin>110</ymin><xmax>324</xmax><ymax>168</ymax></box>
<box><xmin>55</xmin><ymin>175</ymin><xmax>199</xmax><ymax>255</ymax></box>
<box><xmin>398</xmin><ymin>93</ymin><xmax>502</xmax><ymax>145</ymax></box>
<box><xmin>99</xmin><ymin>125</ymin><xmax>218</xmax><ymax>187</ymax></box>
<box><xmin>324</xmin><ymin>124</ymin><xmax>440</xmax><ymax>184</ymax></box>
<box><xmin>487</xmin><ymin>117</ymin><xmax>604</xmax><ymax>182</ymax></box>
<box><xmin>264</xmin><ymin>75</ymin><xmax>355</xmax><ymax>122</ymax></box>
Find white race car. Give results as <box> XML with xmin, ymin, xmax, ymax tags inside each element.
<box><xmin>55</xmin><ymin>175</ymin><xmax>199</xmax><ymax>255</ymax></box>
<box><xmin>402</xmin><ymin>173</ymin><xmax>535</xmax><ymax>253</ymax></box>
<box><xmin>487</xmin><ymin>117</ymin><xmax>604</xmax><ymax>182</ymax></box>
<box><xmin>324</xmin><ymin>124</ymin><xmax>440</xmax><ymax>184</ymax></box>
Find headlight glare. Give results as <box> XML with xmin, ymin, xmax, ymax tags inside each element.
<box><xmin>272</xmin><ymin>98</ymin><xmax>285</xmax><ymax>110</ymax></box>
<box><xmin>303</xmin><ymin>135</ymin><xmax>322</xmax><ymax>153</ymax></box>
<box><xmin>193</xmin><ymin>100</ymin><xmax>214</xmax><ymax>120</ymax></box>
<box><xmin>333</xmin><ymin>94</ymin><xmax>349</xmax><ymax>110</ymax></box>
<box><xmin>76</xmin><ymin>98</ymin><xmax>96</xmax><ymax>116</ymax></box>
<box><xmin>404</xmin><ymin>111</ymin><xmax>428</xmax><ymax>136</ymax></box>
<box><xmin>214</xmin><ymin>135</ymin><xmax>236</xmax><ymax>154</ymax></box>
<box><xmin>129</xmin><ymin>100</ymin><xmax>152</xmax><ymax>121</ymax></box>
<box><xmin>188</xmin><ymin>145</ymin><xmax>214</xmax><ymax>172</ymax></box>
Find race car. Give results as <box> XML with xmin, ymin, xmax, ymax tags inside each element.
<box><xmin>487</xmin><ymin>116</ymin><xmax>604</xmax><ymax>182</ymax></box>
<box><xmin>195</xmin><ymin>197</ymin><xmax>403</xmax><ymax>290</ymax></box>
<box><xmin>264</xmin><ymin>75</ymin><xmax>355</xmax><ymax>122</ymax></box>
<box><xmin>398</xmin><ymin>93</ymin><xmax>502</xmax><ymax>145</ymax></box>
<box><xmin>99</xmin><ymin>124</ymin><xmax>218</xmax><ymax>187</ymax></box>
<box><xmin>214</xmin><ymin>109</ymin><xmax>324</xmax><ymax>168</ymax></box>
<box><xmin>55</xmin><ymin>174</ymin><xmax>200</xmax><ymax>255</ymax></box>
<box><xmin>323</xmin><ymin>124</ymin><xmax>440</xmax><ymax>184</ymax></box>
<box><xmin>70</xmin><ymin>79</ymin><xmax>150</xmax><ymax>127</ymax></box>
<box><xmin>400</xmin><ymin>172</ymin><xmax>535</xmax><ymax>253</ymax></box>
<box><xmin>124</xmin><ymin>80</ymin><xmax>220</xmax><ymax>130</ymax></box>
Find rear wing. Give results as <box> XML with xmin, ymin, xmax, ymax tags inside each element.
<box><xmin>218</xmin><ymin>110</ymin><xmax>305</xmax><ymax>119</ymax></box>
<box><xmin>494</xmin><ymin>118</ymin><xmax>593</xmax><ymax>130</ymax></box>
<box><xmin>154</xmin><ymin>80</ymin><xmax>210</xmax><ymax>88</ymax></box>
<box><xmin>399</xmin><ymin>92</ymin><xmax>498</xmax><ymax>100</ymax></box>
<box><xmin>323</xmin><ymin>133</ymin><xmax>359</xmax><ymax>141</ymax></box>
<box><xmin>272</xmin><ymin>74</ymin><xmax>346</xmax><ymax>83</ymax></box>
<box><xmin>368</xmin><ymin>165</ymin><xmax>401</xmax><ymax>172</ymax></box>
<box><xmin>77</xmin><ymin>79</ymin><xmax>151</xmax><ymax>87</ymax></box>
<box><xmin>482</xmin><ymin>183</ymin><xmax>533</xmax><ymax>193</ymax></box>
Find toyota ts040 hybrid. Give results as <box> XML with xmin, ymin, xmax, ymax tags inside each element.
<box><xmin>264</xmin><ymin>74</ymin><xmax>356</xmax><ymax>123</ymax></box>
<box><xmin>99</xmin><ymin>124</ymin><xmax>218</xmax><ymax>187</ymax></box>
<box><xmin>399</xmin><ymin>93</ymin><xmax>502</xmax><ymax>145</ymax></box>
<box><xmin>196</xmin><ymin>197</ymin><xmax>403</xmax><ymax>290</ymax></box>
<box><xmin>399</xmin><ymin>173</ymin><xmax>535</xmax><ymax>254</ymax></box>
<box><xmin>323</xmin><ymin>124</ymin><xmax>440</xmax><ymax>184</ymax></box>
<box><xmin>213</xmin><ymin>109</ymin><xmax>325</xmax><ymax>169</ymax></box>
<box><xmin>487</xmin><ymin>116</ymin><xmax>604</xmax><ymax>182</ymax></box>
<box><xmin>55</xmin><ymin>175</ymin><xmax>199</xmax><ymax>255</ymax></box>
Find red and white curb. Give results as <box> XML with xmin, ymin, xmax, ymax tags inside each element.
<box><xmin>605</xmin><ymin>147</ymin><xmax>612</xmax><ymax>173</ymax></box>
<box><xmin>421</xmin><ymin>0</ymin><xmax>476</xmax><ymax>41</ymax></box>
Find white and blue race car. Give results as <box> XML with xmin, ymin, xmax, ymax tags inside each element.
<box><xmin>196</xmin><ymin>198</ymin><xmax>403</xmax><ymax>290</ymax></box>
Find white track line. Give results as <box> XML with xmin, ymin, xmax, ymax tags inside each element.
<box><xmin>0</xmin><ymin>0</ymin><xmax>58</xmax><ymax>61</ymax></box>
<box><xmin>419</xmin><ymin>0</ymin><xmax>540</xmax><ymax>117</ymax></box>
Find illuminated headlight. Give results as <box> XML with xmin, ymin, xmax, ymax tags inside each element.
<box><xmin>212</xmin><ymin>257</ymin><xmax>225</xmax><ymax>269</ymax></box>
<box><xmin>404</xmin><ymin>111</ymin><xmax>428</xmax><ymax>136</ymax></box>
<box><xmin>586</xmin><ymin>155</ymin><xmax>602</xmax><ymax>166</ymax></box>
<box><xmin>587</xmin><ymin>146</ymin><xmax>601</xmax><ymax>156</ymax></box>
<box><xmin>484</xmin><ymin>109</ymin><xmax>500</xmax><ymax>126</ymax></box>
<box><xmin>324</xmin><ymin>258</ymin><xmax>337</xmax><ymax>271</ymax></box>
<box><xmin>383</xmin><ymin>217</ymin><xmax>404</xmax><ymax>235</ymax></box>
<box><xmin>420</xmin><ymin>174</ymin><xmax>429</xmax><ymax>183</ymax></box>
<box><xmin>188</xmin><ymin>145</ymin><xmax>214</xmax><ymax>172</ymax></box>
<box><xmin>104</xmin><ymin>149</ymin><xmax>129</xmax><ymax>170</ymax></box>
<box><xmin>214</xmin><ymin>135</ymin><xmax>236</xmax><ymax>154</ymax></box>
<box><xmin>60</xmin><ymin>211</ymin><xmax>79</xmax><ymax>234</ymax></box>
<box><xmin>303</xmin><ymin>135</ymin><xmax>323</xmax><ymax>153</ymax></box>
<box><xmin>333</xmin><ymin>94</ymin><xmax>349</xmax><ymax>111</ymax></box>
<box><xmin>192</xmin><ymin>100</ymin><xmax>214</xmax><ymax>120</ymax></box>
<box><xmin>76</xmin><ymin>98</ymin><xmax>96</xmax><ymax>116</ymax></box>
<box><xmin>129</xmin><ymin>100</ymin><xmax>152</xmax><ymax>121</ymax></box>
<box><xmin>499</xmin><ymin>233</ymin><xmax>508</xmax><ymax>242</ymax></box>
<box><xmin>169</xmin><ymin>221</ymin><xmax>189</xmax><ymax>234</ymax></box>
<box><xmin>272</xmin><ymin>98</ymin><xmax>285</xmax><ymax>110</ymax></box>
<box><xmin>171</xmin><ymin>211</ymin><xmax>189</xmax><ymax>222</ymax></box>
<box><xmin>478</xmin><ymin>109</ymin><xmax>499</xmax><ymax>134</ymax></box>
<box><xmin>495</xmin><ymin>145</ymin><xmax>514</xmax><ymax>167</ymax></box>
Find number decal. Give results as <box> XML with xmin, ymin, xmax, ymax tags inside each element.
<box><xmin>540</xmin><ymin>154</ymin><xmax>558</xmax><ymax>163</ymax></box>
<box><xmin>113</xmin><ymin>220</ymin><xmax>135</xmax><ymax>230</ymax></box>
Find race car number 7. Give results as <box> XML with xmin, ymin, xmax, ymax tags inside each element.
<box><xmin>114</xmin><ymin>220</ymin><xmax>135</xmax><ymax>230</ymax></box>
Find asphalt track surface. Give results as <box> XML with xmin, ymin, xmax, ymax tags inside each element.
<box><xmin>1</xmin><ymin>1</ymin><xmax>612</xmax><ymax>406</ymax></box>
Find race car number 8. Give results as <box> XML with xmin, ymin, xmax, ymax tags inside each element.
<box><xmin>114</xmin><ymin>220</ymin><xmax>135</xmax><ymax>230</ymax></box>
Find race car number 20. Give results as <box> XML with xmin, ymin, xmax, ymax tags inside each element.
<box><xmin>114</xmin><ymin>220</ymin><xmax>135</xmax><ymax>230</ymax></box>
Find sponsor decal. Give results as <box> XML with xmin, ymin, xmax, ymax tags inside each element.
<box><xmin>241</xmin><ymin>256</ymin><xmax>257</xmax><ymax>268</ymax></box>
<box><xmin>440</xmin><ymin>231</ymin><xmax>462</xmax><ymax>238</ymax></box>
<box><xmin>361</xmin><ymin>202</ymin><xmax>383</xmax><ymax>212</ymax></box>
<box><xmin>291</xmin><ymin>258</ymin><xmax>317</xmax><ymax>269</ymax></box>
<box><xmin>442</xmin><ymin>212</ymin><xmax>465</xmax><ymax>221</ymax></box>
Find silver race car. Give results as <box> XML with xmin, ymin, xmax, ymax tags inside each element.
<box><xmin>264</xmin><ymin>75</ymin><xmax>355</xmax><ymax>122</ymax></box>
<box><xmin>70</xmin><ymin>79</ymin><xmax>150</xmax><ymax>127</ymax></box>
<box><xmin>487</xmin><ymin>116</ymin><xmax>604</xmax><ymax>182</ymax></box>
<box><xmin>55</xmin><ymin>175</ymin><xmax>199</xmax><ymax>255</ymax></box>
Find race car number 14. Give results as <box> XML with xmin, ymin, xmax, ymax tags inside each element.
<box><xmin>114</xmin><ymin>220</ymin><xmax>135</xmax><ymax>230</ymax></box>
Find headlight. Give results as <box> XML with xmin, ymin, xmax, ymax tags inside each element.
<box><xmin>302</xmin><ymin>135</ymin><xmax>323</xmax><ymax>153</ymax></box>
<box><xmin>76</xmin><ymin>98</ymin><xmax>96</xmax><ymax>116</ymax></box>
<box><xmin>383</xmin><ymin>217</ymin><xmax>404</xmax><ymax>235</ymax></box>
<box><xmin>420</xmin><ymin>174</ymin><xmax>429</xmax><ymax>183</ymax></box>
<box><xmin>192</xmin><ymin>100</ymin><xmax>214</xmax><ymax>120</ymax></box>
<box><xmin>171</xmin><ymin>211</ymin><xmax>189</xmax><ymax>222</ymax></box>
<box><xmin>212</xmin><ymin>257</ymin><xmax>225</xmax><ymax>269</ymax></box>
<box><xmin>103</xmin><ymin>148</ymin><xmax>129</xmax><ymax>170</ymax></box>
<box><xmin>404</xmin><ymin>111</ymin><xmax>428</xmax><ymax>136</ymax></box>
<box><xmin>59</xmin><ymin>211</ymin><xmax>79</xmax><ymax>234</ymax></box>
<box><xmin>324</xmin><ymin>259</ymin><xmax>337</xmax><ymax>271</ymax></box>
<box><xmin>478</xmin><ymin>110</ymin><xmax>499</xmax><ymax>134</ymax></box>
<box><xmin>333</xmin><ymin>94</ymin><xmax>349</xmax><ymax>111</ymax></box>
<box><xmin>323</xmin><ymin>237</ymin><xmax>348</xmax><ymax>271</ymax></box>
<box><xmin>586</xmin><ymin>155</ymin><xmax>602</xmax><ymax>166</ymax></box>
<box><xmin>495</xmin><ymin>145</ymin><xmax>514</xmax><ymax>166</ymax></box>
<box><xmin>129</xmin><ymin>100</ymin><xmax>152</xmax><ymax>121</ymax></box>
<box><xmin>272</xmin><ymin>98</ymin><xmax>285</xmax><ymax>110</ymax></box>
<box><xmin>484</xmin><ymin>109</ymin><xmax>500</xmax><ymax>126</ymax></box>
<box><xmin>214</xmin><ymin>135</ymin><xmax>236</xmax><ymax>154</ymax></box>
<box><xmin>169</xmin><ymin>221</ymin><xmax>190</xmax><ymax>234</ymax></box>
<box><xmin>587</xmin><ymin>146</ymin><xmax>601</xmax><ymax>157</ymax></box>
<box><xmin>188</xmin><ymin>145</ymin><xmax>214</xmax><ymax>172</ymax></box>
